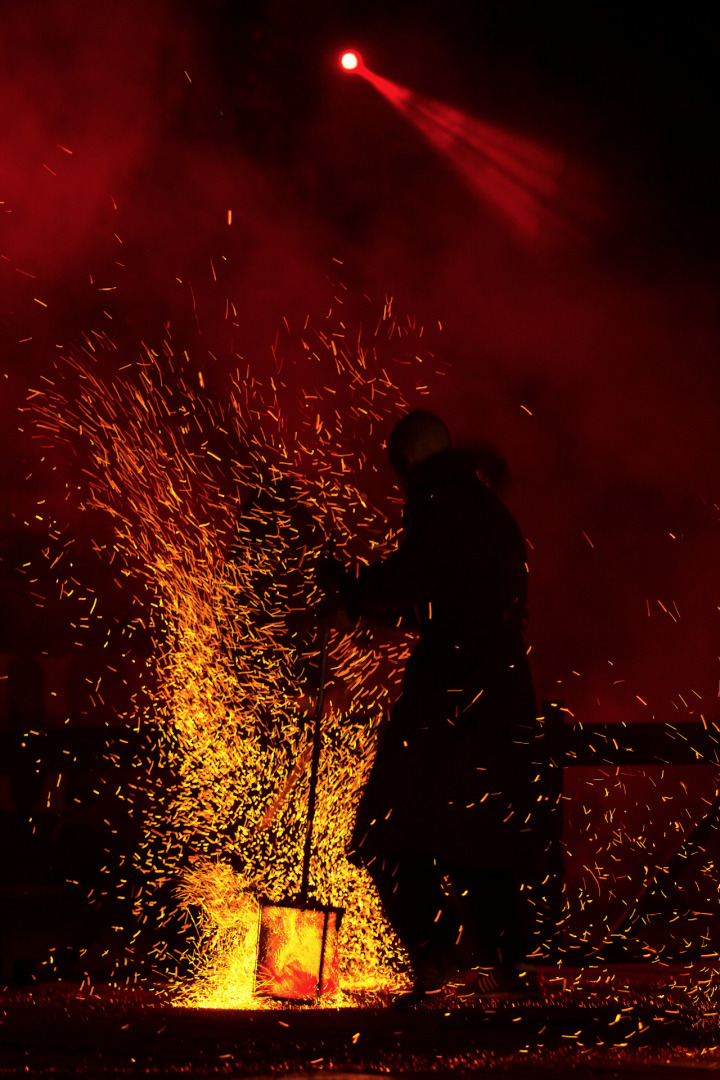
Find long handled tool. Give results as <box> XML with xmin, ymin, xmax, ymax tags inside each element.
<box><xmin>255</xmin><ymin>624</ymin><xmax>343</xmax><ymax>1000</ymax></box>
<box><xmin>257</xmin><ymin>631</ymin><xmax>328</xmax><ymax>834</ymax></box>
<box><xmin>299</xmin><ymin>625</ymin><xmax>329</xmax><ymax>906</ymax></box>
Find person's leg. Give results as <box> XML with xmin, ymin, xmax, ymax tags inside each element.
<box><xmin>365</xmin><ymin>850</ymin><xmax>464</xmax><ymax>990</ymax></box>
<box><xmin>447</xmin><ymin>864</ymin><xmax>530</xmax><ymax>969</ymax></box>
<box><xmin>439</xmin><ymin>863</ymin><xmax>543</xmax><ymax>997</ymax></box>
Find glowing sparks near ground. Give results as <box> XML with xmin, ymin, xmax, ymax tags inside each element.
<box><xmin>28</xmin><ymin>290</ymin><xmax>438</xmax><ymax>1006</ymax></box>
<box><xmin>22</xmin><ymin>278</ymin><xmax>720</xmax><ymax>1021</ymax></box>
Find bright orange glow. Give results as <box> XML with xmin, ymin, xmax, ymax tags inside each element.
<box><xmin>29</xmin><ymin>290</ymin><xmax>428</xmax><ymax>1007</ymax></box>
<box><xmin>340</xmin><ymin>51</ymin><xmax>361</xmax><ymax>72</ymax></box>
<box><xmin>256</xmin><ymin>905</ymin><xmax>341</xmax><ymax>999</ymax></box>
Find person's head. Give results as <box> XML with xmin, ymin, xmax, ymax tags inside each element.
<box><xmin>387</xmin><ymin>410</ymin><xmax>451</xmax><ymax>479</ymax></box>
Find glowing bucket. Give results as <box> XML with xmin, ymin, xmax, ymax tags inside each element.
<box><xmin>255</xmin><ymin>902</ymin><xmax>343</xmax><ymax>999</ymax></box>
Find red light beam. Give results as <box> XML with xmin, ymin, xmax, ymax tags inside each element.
<box><xmin>352</xmin><ymin>64</ymin><xmax>600</xmax><ymax>246</ymax></box>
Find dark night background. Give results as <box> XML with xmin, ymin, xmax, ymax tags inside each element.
<box><xmin>1</xmin><ymin>0</ymin><xmax>720</xmax><ymax>979</ymax></box>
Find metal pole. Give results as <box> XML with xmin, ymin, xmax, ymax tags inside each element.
<box><xmin>299</xmin><ymin>626</ymin><xmax>329</xmax><ymax>906</ymax></box>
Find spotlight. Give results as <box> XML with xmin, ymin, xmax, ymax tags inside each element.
<box><xmin>340</xmin><ymin>50</ymin><xmax>361</xmax><ymax>72</ymax></box>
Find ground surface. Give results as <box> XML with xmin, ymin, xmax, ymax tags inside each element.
<box><xmin>2</xmin><ymin>967</ymin><xmax>720</xmax><ymax>1079</ymax></box>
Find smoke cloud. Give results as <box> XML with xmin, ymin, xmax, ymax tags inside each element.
<box><xmin>4</xmin><ymin>0</ymin><xmax>719</xmax><ymax>715</ymax></box>
<box><xmin>3</xmin><ymin>0</ymin><xmax>720</xmax><ymax>946</ymax></box>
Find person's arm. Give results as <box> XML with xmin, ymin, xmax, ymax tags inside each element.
<box><xmin>340</xmin><ymin>527</ymin><xmax>441</xmax><ymax>626</ymax></box>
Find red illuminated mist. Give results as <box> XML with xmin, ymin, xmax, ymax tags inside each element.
<box><xmin>345</xmin><ymin>56</ymin><xmax>600</xmax><ymax>245</ymax></box>
<box><xmin>2</xmin><ymin>3</ymin><xmax>720</xmax><ymax>961</ymax></box>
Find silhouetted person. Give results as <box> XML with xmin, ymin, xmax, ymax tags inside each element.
<box><xmin>322</xmin><ymin>411</ymin><xmax>543</xmax><ymax>999</ymax></box>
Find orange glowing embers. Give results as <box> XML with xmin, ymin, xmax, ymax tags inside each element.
<box><xmin>29</xmin><ymin>291</ymin><xmax>427</xmax><ymax>1003</ymax></box>
<box><xmin>256</xmin><ymin>903</ymin><xmax>343</xmax><ymax>999</ymax></box>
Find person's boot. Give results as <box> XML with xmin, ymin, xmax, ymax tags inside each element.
<box><xmin>463</xmin><ymin>963</ymin><xmax>541</xmax><ymax>999</ymax></box>
<box><xmin>393</xmin><ymin>941</ymin><xmax>473</xmax><ymax>1008</ymax></box>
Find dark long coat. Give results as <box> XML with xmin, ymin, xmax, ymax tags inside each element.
<box><xmin>344</xmin><ymin>448</ymin><xmax>544</xmax><ymax>871</ymax></box>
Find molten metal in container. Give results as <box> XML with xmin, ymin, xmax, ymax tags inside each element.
<box><xmin>255</xmin><ymin>626</ymin><xmax>344</xmax><ymax>1000</ymax></box>
<box><xmin>255</xmin><ymin>901</ymin><xmax>343</xmax><ymax>999</ymax></box>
